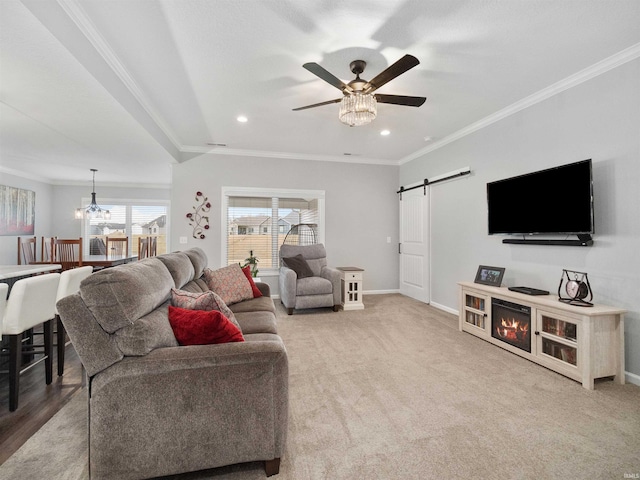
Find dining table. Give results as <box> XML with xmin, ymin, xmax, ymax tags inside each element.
<box><xmin>0</xmin><ymin>264</ymin><xmax>63</xmax><ymax>294</ymax></box>
<box><xmin>81</xmin><ymin>254</ymin><xmax>138</xmax><ymax>268</ymax></box>
<box><xmin>0</xmin><ymin>263</ymin><xmax>62</xmax><ymax>306</ymax></box>
<box><xmin>0</xmin><ymin>264</ymin><xmax>63</xmax><ymax>281</ymax></box>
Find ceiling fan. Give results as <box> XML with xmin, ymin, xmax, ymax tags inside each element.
<box><xmin>293</xmin><ymin>54</ymin><xmax>426</xmax><ymax>126</ymax></box>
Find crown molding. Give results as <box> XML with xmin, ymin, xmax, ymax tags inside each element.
<box><xmin>0</xmin><ymin>166</ymin><xmax>170</xmax><ymax>188</ymax></box>
<box><xmin>56</xmin><ymin>0</ymin><xmax>183</xmax><ymax>151</ymax></box>
<box><xmin>0</xmin><ymin>165</ymin><xmax>52</xmax><ymax>184</ymax></box>
<box><xmin>52</xmin><ymin>180</ymin><xmax>171</xmax><ymax>189</ymax></box>
<box><xmin>180</xmin><ymin>145</ymin><xmax>399</xmax><ymax>166</ymax></box>
<box><xmin>400</xmin><ymin>42</ymin><xmax>640</xmax><ymax>165</ymax></box>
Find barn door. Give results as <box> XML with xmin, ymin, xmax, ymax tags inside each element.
<box><xmin>399</xmin><ymin>187</ymin><xmax>430</xmax><ymax>303</ymax></box>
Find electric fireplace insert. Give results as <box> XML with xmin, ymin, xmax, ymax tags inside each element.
<box><xmin>491</xmin><ymin>298</ymin><xmax>531</xmax><ymax>353</ymax></box>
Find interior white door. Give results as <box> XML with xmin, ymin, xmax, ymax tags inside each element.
<box><xmin>399</xmin><ymin>187</ymin><xmax>430</xmax><ymax>303</ymax></box>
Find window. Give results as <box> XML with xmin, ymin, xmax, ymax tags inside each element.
<box><xmin>222</xmin><ymin>187</ymin><xmax>325</xmax><ymax>274</ymax></box>
<box><xmin>80</xmin><ymin>200</ymin><xmax>169</xmax><ymax>256</ymax></box>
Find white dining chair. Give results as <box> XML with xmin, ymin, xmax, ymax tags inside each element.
<box><xmin>2</xmin><ymin>273</ymin><xmax>60</xmax><ymax>411</ymax></box>
<box><xmin>54</xmin><ymin>266</ymin><xmax>93</xmax><ymax>376</ymax></box>
<box><xmin>0</xmin><ymin>283</ymin><xmax>8</xmax><ymax>341</ymax></box>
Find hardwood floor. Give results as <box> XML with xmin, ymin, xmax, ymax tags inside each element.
<box><xmin>0</xmin><ymin>343</ymin><xmax>84</xmax><ymax>465</ymax></box>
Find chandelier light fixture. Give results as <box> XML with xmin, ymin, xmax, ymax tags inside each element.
<box><xmin>75</xmin><ymin>168</ymin><xmax>111</xmax><ymax>220</ymax></box>
<box><xmin>338</xmin><ymin>93</ymin><xmax>377</xmax><ymax>127</ymax></box>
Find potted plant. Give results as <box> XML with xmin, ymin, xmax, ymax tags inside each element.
<box><xmin>242</xmin><ymin>250</ymin><xmax>259</xmax><ymax>278</ymax></box>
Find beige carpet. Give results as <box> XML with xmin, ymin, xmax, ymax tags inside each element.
<box><xmin>2</xmin><ymin>294</ymin><xmax>639</xmax><ymax>479</ymax></box>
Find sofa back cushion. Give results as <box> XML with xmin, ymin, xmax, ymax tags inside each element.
<box><xmin>178</xmin><ymin>278</ymin><xmax>209</xmax><ymax>293</ymax></box>
<box><xmin>183</xmin><ymin>247</ymin><xmax>208</xmax><ymax>279</ymax></box>
<box><xmin>80</xmin><ymin>257</ymin><xmax>175</xmax><ymax>333</ymax></box>
<box><xmin>156</xmin><ymin>252</ymin><xmax>195</xmax><ymax>289</ymax></box>
<box><xmin>113</xmin><ymin>301</ymin><xmax>179</xmax><ymax>356</ymax></box>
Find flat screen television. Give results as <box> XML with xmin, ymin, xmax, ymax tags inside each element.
<box><xmin>487</xmin><ymin>159</ymin><xmax>594</xmax><ymax>238</ymax></box>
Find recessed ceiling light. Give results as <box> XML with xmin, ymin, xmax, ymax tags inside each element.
<box><xmin>237</xmin><ymin>116</ymin><xmax>248</xmax><ymax>123</ymax></box>
<box><xmin>424</xmin><ymin>136</ymin><xmax>432</xmax><ymax>142</ymax></box>
<box><xmin>380</xmin><ymin>129</ymin><xmax>390</xmax><ymax>136</ymax></box>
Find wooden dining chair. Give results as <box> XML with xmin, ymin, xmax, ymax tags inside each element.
<box><xmin>149</xmin><ymin>236</ymin><xmax>157</xmax><ymax>257</ymax></box>
<box><xmin>52</xmin><ymin>238</ymin><xmax>83</xmax><ymax>271</ymax></box>
<box><xmin>90</xmin><ymin>237</ymin><xmax>107</xmax><ymax>255</ymax></box>
<box><xmin>17</xmin><ymin>237</ymin><xmax>37</xmax><ymax>265</ymax></box>
<box><xmin>138</xmin><ymin>236</ymin><xmax>149</xmax><ymax>260</ymax></box>
<box><xmin>41</xmin><ymin>236</ymin><xmax>55</xmax><ymax>263</ymax></box>
<box><xmin>105</xmin><ymin>236</ymin><xmax>128</xmax><ymax>257</ymax></box>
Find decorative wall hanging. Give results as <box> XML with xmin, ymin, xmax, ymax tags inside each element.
<box><xmin>0</xmin><ymin>185</ymin><xmax>35</xmax><ymax>236</ymax></box>
<box><xmin>186</xmin><ymin>191</ymin><xmax>210</xmax><ymax>239</ymax></box>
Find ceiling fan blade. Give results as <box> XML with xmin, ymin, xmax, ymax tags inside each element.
<box><xmin>375</xmin><ymin>94</ymin><xmax>426</xmax><ymax>107</ymax></box>
<box><xmin>303</xmin><ymin>63</ymin><xmax>353</xmax><ymax>93</ymax></box>
<box><xmin>293</xmin><ymin>98</ymin><xmax>343</xmax><ymax>111</ymax></box>
<box><xmin>364</xmin><ymin>54</ymin><xmax>420</xmax><ymax>93</ymax></box>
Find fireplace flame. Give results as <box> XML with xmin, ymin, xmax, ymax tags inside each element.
<box><xmin>496</xmin><ymin>317</ymin><xmax>529</xmax><ymax>340</ymax></box>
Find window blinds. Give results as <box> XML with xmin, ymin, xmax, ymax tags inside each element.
<box><xmin>226</xmin><ymin>196</ymin><xmax>319</xmax><ymax>269</ymax></box>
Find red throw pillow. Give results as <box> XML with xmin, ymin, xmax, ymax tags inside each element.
<box><xmin>168</xmin><ymin>306</ymin><xmax>244</xmax><ymax>346</ymax></box>
<box><xmin>242</xmin><ymin>265</ymin><xmax>263</xmax><ymax>298</ymax></box>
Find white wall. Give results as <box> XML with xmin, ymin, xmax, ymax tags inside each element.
<box><xmin>0</xmin><ymin>172</ymin><xmax>54</xmax><ymax>264</ymax></box>
<box><xmin>400</xmin><ymin>58</ymin><xmax>640</xmax><ymax>379</ymax></box>
<box><xmin>171</xmin><ymin>154</ymin><xmax>399</xmax><ymax>294</ymax></box>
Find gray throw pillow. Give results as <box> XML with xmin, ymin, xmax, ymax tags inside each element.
<box><xmin>283</xmin><ymin>254</ymin><xmax>314</xmax><ymax>278</ymax></box>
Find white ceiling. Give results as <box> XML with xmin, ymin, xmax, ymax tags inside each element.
<box><xmin>1</xmin><ymin>0</ymin><xmax>639</xmax><ymax>187</ymax></box>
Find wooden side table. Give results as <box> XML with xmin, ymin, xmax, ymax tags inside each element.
<box><xmin>337</xmin><ymin>267</ymin><xmax>364</xmax><ymax>311</ymax></box>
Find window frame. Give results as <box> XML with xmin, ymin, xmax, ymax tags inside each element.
<box><xmin>79</xmin><ymin>197</ymin><xmax>170</xmax><ymax>255</ymax></box>
<box><xmin>221</xmin><ymin>186</ymin><xmax>325</xmax><ymax>276</ymax></box>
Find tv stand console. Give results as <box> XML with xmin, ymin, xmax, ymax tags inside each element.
<box><xmin>458</xmin><ymin>281</ymin><xmax>626</xmax><ymax>389</ymax></box>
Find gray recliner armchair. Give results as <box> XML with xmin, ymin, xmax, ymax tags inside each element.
<box><xmin>279</xmin><ymin>244</ymin><xmax>341</xmax><ymax>315</ymax></box>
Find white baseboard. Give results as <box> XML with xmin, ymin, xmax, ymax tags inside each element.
<box><xmin>273</xmin><ymin>290</ymin><xmax>399</xmax><ymax>300</ymax></box>
<box><xmin>430</xmin><ymin>301</ymin><xmax>459</xmax><ymax>316</ymax></box>
<box><xmin>364</xmin><ymin>289</ymin><xmax>400</xmax><ymax>295</ymax></box>
<box><xmin>626</xmin><ymin>370</ymin><xmax>640</xmax><ymax>387</ymax></box>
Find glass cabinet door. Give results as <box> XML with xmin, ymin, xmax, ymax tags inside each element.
<box><xmin>464</xmin><ymin>294</ymin><xmax>487</xmax><ymax>329</ymax></box>
<box><xmin>538</xmin><ymin>313</ymin><xmax>578</xmax><ymax>367</ymax></box>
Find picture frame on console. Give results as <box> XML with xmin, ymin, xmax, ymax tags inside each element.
<box><xmin>474</xmin><ymin>265</ymin><xmax>505</xmax><ymax>287</ymax></box>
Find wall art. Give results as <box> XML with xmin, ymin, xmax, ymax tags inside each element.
<box><xmin>186</xmin><ymin>191</ymin><xmax>210</xmax><ymax>239</ymax></box>
<box><xmin>0</xmin><ymin>185</ymin><xmax>35</xmax><ymax>236</ymax></box>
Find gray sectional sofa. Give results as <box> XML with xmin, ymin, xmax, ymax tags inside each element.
<box><xmin>57</xmin><ymin>248</ymin><xmax>288</xmax><ymax>480</ymax></box>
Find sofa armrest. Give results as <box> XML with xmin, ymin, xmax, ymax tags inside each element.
<box><xmin>91</xmin><ymin>338</ymin><xmax>287</xmax><ymax>394</ymax></box>
<box><xmin>321</xmin><ymin>266</ymin><xmax>342</xmax><ymax>306</ymax></box>
<box><xmin>89</xmin><ymin>338</ymin><xmax>289</xmax><ymax>480</ymax></box>
<box><xmin>278</xmin><ymin>266</ymin><xmax>297</xmax><ymax>309</ymax></box>
<box><xmin>57</xmin><ymin>293</ymin><xmax>124</xmax><ymax>377</ymax></box>
<box><xmin>255</xmin><ymin>281</ymin><xmax>271</xmax><ymax>297</ymax></box>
